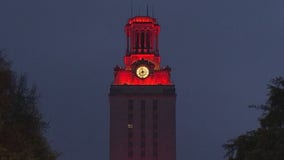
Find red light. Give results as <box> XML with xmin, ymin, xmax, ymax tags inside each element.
<box><xmin>124</xmin><ymin>54</ymin><xmax>160</xmax><ymax>70</ymax></box>
<box><xmin>113</xmin><ymin>69</ymin><xmax>172</xmax><ymax>85</ymax></box>
<box><xmin>112</xmin><ymin>16</ymin><xmax>173</xmax><ymax>86</ymax></box>
<box><xmin>127</xmin><ymin>16</ymin><xmax>158</xmax><ymax>24</ymax></box>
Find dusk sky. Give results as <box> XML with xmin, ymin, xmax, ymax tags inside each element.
<box><xmin>1</xmin><ymin>0</ymin><xmax>284</xmax><ymax>160</ymax></box>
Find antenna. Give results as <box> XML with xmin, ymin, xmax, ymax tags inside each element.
<box><xmin>131</xmin><ymin>0</ymin><xmax>134</xmax><ymax>17</ymax></box>
<box><xmin>138</xmin><ymin>5</ymin><xmax>141</xmax><ymax>16</ymax></box>
<box><xmin>146</xmin><ymin>4</ymin><xmax>149</xmax><ymax>16</ymax></box>
<box><xmin>152</xmin><ymin>4</ymin><xmax>155</xmax><ymax>18</ymax></box>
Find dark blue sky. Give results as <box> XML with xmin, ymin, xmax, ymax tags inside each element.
<box><xmin>1</xmin><ymin>0</ymin><xmax>284</xmax><ymax>160</ymax></box>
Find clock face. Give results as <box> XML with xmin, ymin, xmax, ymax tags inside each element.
<box><xmin>136</xmin><ymin>66</ymin><xmax>149</xmax><ymax>79</ymax></box>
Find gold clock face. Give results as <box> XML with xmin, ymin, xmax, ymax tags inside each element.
<box><xmin>136</xmin><ymin>66</ymin><xmax>149</xmax><ymax>79</ymax></box>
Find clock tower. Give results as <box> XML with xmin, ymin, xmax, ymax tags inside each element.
<box><xmin>109</xmin><ymin>16</ymin><xmax>176</xmax><ymax>160</ymax></box>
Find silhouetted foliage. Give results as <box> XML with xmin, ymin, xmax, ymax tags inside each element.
<box><xmin>224</xmin><ymin>77</ymin><xmax>284</xmax><ymax>160</ymax></box>
<box><xmin>0</xmin><ymin>52</ymin><xmax>58</xmax><ymax>159</ymax></box>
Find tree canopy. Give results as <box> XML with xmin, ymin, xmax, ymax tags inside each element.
<box><xmin>0</xmin><ymin>53</ymin><xmax>58</xmax><ymax>159</ymax></box>
<box><xmin>224</xmin><ymin>77</ymin><xmax>284</xmax><ymax>160</ymax></box>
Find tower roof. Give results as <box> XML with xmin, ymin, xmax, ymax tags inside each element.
<box><xmin>127</xmin><ymin>16</ymin><xmax>158</xmax><ymax>25</ymax></box>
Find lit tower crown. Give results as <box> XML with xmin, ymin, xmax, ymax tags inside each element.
<box><xmin>113</xmin><ymin>16</ymin><xmax>172</xmax><ymax>85</ymax></box>
<box><xmin>126</xmin><ymin>16</ymin><xmax>160</xmax><ymax>55</ymax></box>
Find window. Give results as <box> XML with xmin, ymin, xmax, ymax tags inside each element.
<box><xmin>141</xmin><ymin>141</ymin><xmax>145</xmax><ymax>147</ymax></box>
<box><xmin>128</xmin><ymin>114</ymin><xmax>133</xmax><ymax>119</ymax></box>
<box><xmin>141</xmin><ymin>151</ymin><xmax>145</xmax><ymax>157</ymax></box>
<box><xmin>135</xmin><ymin>32</ymin><xmax>139</xmax><ymax>49</ymax></box>
<box><xmin>128</xmin><ymin>151</ymin><xmax>133</xmax><ymax>157</ymax></box>
<box><xmin>153</xmin><ymin>114</ymin><xmax>158</xmax><ymax>120</ymax></box>
<box><xmin>141</xmin><ymin>32</ymin><xmax>145</xmax><ymax>49</ymax></box>
<box><xmin>153</xmin><ymin>151</ymin><xmax>157</xmax><ymax>157</ymax></box>
<box><xmin>128</xmin><ymin>132</ymin><xmax>133</xmax><ymax>138</ymax></box>
<box><xmin>128</xmin><ymin>99</ymin><xmax>134</xmax><ymax>158</ymax></box>
<box><xmin>153</xmin><ymin>141</ymin><xmax>158</xmax><ymax>147</ymax></box>
<box><xmin>146</xmin><ymin>31</ymin><xmax>150</xmax><ymax>50</ymax></box>
<box><xmin>128</xmin><ymin>100</ymin><xmax>133</xmax><ymax>110</ymax></box>
<box><xmin>153</xmin><ymin>100</ymin><xmax>158</xmax><ymax>110</ymax></box>
<box><xmin>128</xmin><ymin>100</ymin><xmax>133</xmax><ymax>106</ymax></box>
<box><xmin>153</xmin><ymin>132</ymin><xmax>158</xmax><ymax>138</ymax></box>
<box><xmin>141</xmin><ymin>123</ymin><xmax>145</xmax><ymax>129</ymax></box>
<box><xmin>141</xmin><ymin>100</ymin><xmax>146</xmax><ymax>108</ymax></box>
<box><xmin>141</xmin><ymin>132</ymin><xmax>146</xmax><ymax>138</ymax></box>
<box><xmin>153</xmin><ymin>105</ymin><xmax>158</xmax><ymax>110</ymax></box>
<box><xmin>128</xmin><ymin>124</ymin><xmax>133</xmax><ymax>129</ymax></box>
<box><xmin>153</xmin><ymin>123</ymin><xmax>158</xmax><ymax>129</ymax></box>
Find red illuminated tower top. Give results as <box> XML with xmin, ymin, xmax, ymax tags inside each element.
<box><xmin>113</xmin><ymin>16</ymin><xmax>173</xmax><ymax>85</ymax></box>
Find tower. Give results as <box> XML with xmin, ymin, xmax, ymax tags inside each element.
<box><xmin>109</xmin><ymin>16</ymin><xmax>176</xmax><ymax>160</ymax></box>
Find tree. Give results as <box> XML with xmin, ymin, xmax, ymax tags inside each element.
<box><xmin>0</xmin><ymin>52</ymin><xmax>58</xmax><ymax>159</ymax></box>
<box><xmin>224</xmin><ymin>77</ymin><xmax>284</xmax><ymax>160</ymax></box>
